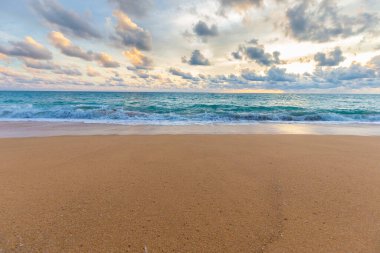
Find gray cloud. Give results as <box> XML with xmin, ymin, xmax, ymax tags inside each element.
<box><xmin>5</xmin><ymin>59</ymin><xmax>380</xmax><ymax>92</ymax></box>
<box><xmin>369</xmin><ymin>55</ymin><xmax>380</xmax><ymax>72</ymax></box>
<box><xmin>248</xmin><ymin>38</ymin><xmax>258</xmax><ymax>44</ymax></box>
<box><xmin>314</xmin><ymin>64</ymin><xmax>376</xmax><ymax>83</ymax></box>
<box><xmin>48</xmin><ymin>32</ymin><xmax>119</xmax><ymax>68</ymax></box>
<box><xmin>49</xmin><ymin>32</ymin><xmax>94</xmax><ymax>61</ymax></box>
<box><xmin>134</xmin><ymin>71</ymin><xmax>162</xmax><ymax>81</ymax></box>
<box><xmin>205</xmin><ymin>66</ymin><xmax>378</xmax><ymax>92</ymax></box>
<box><xmin>188</xmin><ymin>50</ymin><xmax>210</xmax><ymax>66</ymax></box>
<box><xmin>96</xmin><ymin>53</ymin><xmax>120</xmax><ymax>68</ymax></box>
<box><xmin>233</xmin><ymin>43</ymin><xmax>280</xmax><ymax>66</ymax></box>
<box><xmin>136</xmin><ymin>71</ymin><xmax>150</xmax><ymax>79</ymax></box>
<box><xmin>267</xmin><ymin>67</ymin><xmax>297</xmax><ymax>82</ymax></box>
<box><xmin>314</xmin><ymin>47</ymin><xmax>345</xmax><ymax>66</ymax></box>
<box><xmin>22</xmin><ymin>58</ymin><xmax>83</xmax><ymax>76</ymax></box>
<box><xmin>117</xmin><ymin>29</ymin><xmax>151</xmax><ymax>51</ymax></box>
<box><xmin>231</xmin><ymin>45</ymin><xmax>245</xmax><ymax>60</ymax></box>
<box><xmin>231</xmin><ymin>51</ymin><xmax>243</xmax><ymax>60</ymax></box>
<box><xmin>108</xmin><ymin>0</ymin><xmax>153</xmax><ymax>17</ymax></box>
<box><xmin>241</xmin><ymin>67</ymin><xmax>297</xmax><ymax>82</ymax></box>
<box><xmin>62</xmin><ymin>47</ymin><xmax>93</xmax><ymax>61</ymax></box>
<box><xmin>0</xmin><ymin>37</ymin><xmax>52</xmax><ymax>60</ymax></box>
<box><xmin>32</xmin><ymin>0</ymin><xmax>100</xmax><ymax>39</ymax></box>
<box><xmin>193</xmin><ymin>21</ymin><xmax>218</xmax><ymax>41</ymax></box>
<box><xmin>182</xmin><ymin>67</ymin><xmax>299</xmax><ymax>91</ymax></box>
<box><xmin>207</xmin><ymin>61</ymin><xmax>379</xmax><ymax>91</ymax></box>
<box><xmin>24</xmin><ymin>59</ymin><xmax>56</xmax><ymax>70</ymax></box>
<box><xmin>286</xmin><ymin>0</ymin><xmax>378</xmax><ymax>42</ymax></box>
<box><xmin>169</xmin><ymin>68</ymin><xmax>199</xmax><ymax>81</ymax></box>
<box><xmin>113</xmin><ymin>10</ymin><xmax>152</xmax><ymax>51</ymax></box>
<box><xmin>53</xmin><ymin>67</ymin><xmax>82</xmax><ymax>76</ymax></box>
<box><xmin>241</xmin><ymin>69</ymin><xmax>265</xmax><ymax>81</ymax></box>
<box><xmin>246</xmin><ymin>47</ymin><xmax>280</xmax><ymax>66</ymax></box>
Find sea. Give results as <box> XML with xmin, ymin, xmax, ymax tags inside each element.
<box><xmin>0</xmin><ymin>91</ymin><xmax>380</xmax><ymax>125</ymax></box>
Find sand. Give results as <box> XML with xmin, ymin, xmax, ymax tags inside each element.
<box><xmin>1</xmin><ymin>121</ymin><xmax>380</xmax><ymax>137</ymax></box>
<box><xmin>0</xmin><ymin>135</ymin><xmax>379</xmax><ymax>252</ymax></box>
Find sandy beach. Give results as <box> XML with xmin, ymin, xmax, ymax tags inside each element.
<box><xmin>0</xmin><ymin>134</ymin><xmax>380</xmax><ymax>252</ymax></box>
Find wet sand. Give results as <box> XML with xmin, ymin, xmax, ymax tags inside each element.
<box><xmin>1</xmin><ymin>121</ymin><xmax>380</xmax><ymax>138</ymax></box>
<box><xmin>0</xmin><ymin>135</ymin><xmax>379</xmax><ymax>252</ymax></box>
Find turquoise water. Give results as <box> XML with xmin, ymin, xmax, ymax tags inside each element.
<box><xmin>0</xmin><ymin>91</ymin><xmax>380</xmax><ymax>124</ymax></box>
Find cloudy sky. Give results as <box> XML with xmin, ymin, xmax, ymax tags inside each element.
<box><xmin>0</xmin><ymin>0</ymin><xmax>380</xmax><ymax>93</ymax></box>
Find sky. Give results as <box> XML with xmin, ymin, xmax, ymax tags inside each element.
<box><xmin>0</xmin><ymin>0</ymin><xmax>380</xmax><ymax>93</ymax></box>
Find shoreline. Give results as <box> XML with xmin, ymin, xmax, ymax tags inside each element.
<box><xmin>0</xmin><ymin>121</ymin><xmax>380</xmax><ymax>138</ymax></box>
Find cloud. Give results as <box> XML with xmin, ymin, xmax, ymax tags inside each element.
<box><xmin>246</xmin><ymin>47</ymin><xmax>280</xmax><ymax>66</ymax></box>
<box><xmin>53</xmin><ymin>66</ymin><xmax>82</xmax><ymax>76</ymax></box>
<box><xmin>136</xmin><ymin>71</ymin><xmax>150</xmax><ymax>79</ymax></box>
<box><xmin>87</xmin><ymin>66</ymin><xmax>101</xmax><ymax>77</ymax></box>
<box><xmin>369</xmin><ymin>55</ymin><xmax>380</xmax><ymax>72</ymax></box>
<box><xmin>192</xmin><ymin>61</ymin><xmax>378</xmax><ymax>92</ymax></box>
<box><xmin>241</xmin><ymin>69</ymin><xmax>265</xmax><ymax>81</ymax></box>
<box><xmin>248</xmin><ymin>38</ymin><xmax>258</xmax><ymax>44</ymax></box>
<box><xmin>49</xmin><ymin>31</ymin><xmax>120</xmax><ymax>68</ymax></box>
<box><xmin>133</xmin><ymin>71</ymin><xmax>163</xmax><ymax>81</ymax></box>
<box><xmin>187</xmin><ymin>50</ymin><xmax>210</xmax><ymax>66</ymax></box>
<box><xmin>108</xmin><ymin>0</ymin><xmax>153</xmax><ymax>17</ymax></box>
<box><xmin>218</xmin><ymin>0</ymin><xmax>263</xmax><ymax>14</ymax></box>
<box><xmin>231</xmin><ymin>45</ymin><xmax>245</xmax><ymax>60</ymax></box>
<box><xmin>112</xmin><ymin>10</ymin><xmax>152</xmax><ymax>51</ymax></box>
<box><xmin>96</xmin><ymin>53</ymin><xmax>120</xmax><ymax>68</ymax></box>
<box><xmin>22</xmin><ymin>58</ymin><xmax>84</xmax><ymax>76</ymax></box>
<box><xmin>32</xmin><ymin>0</ymin><xmax>100</xmax><ymax>39</ymax></box>
<box><xmin>314</xmin><ymin>64</ymin><xmax>376</xmax><ymax>83</ymax></box>
<box><xmin>49</xmin><ymin>31</ymin><xmax>94</xmax><ymax>61</ymax></box>
<box><xmin>23</xmin><ymin>59</ymin><xmax>57</xmax><ymax>70</ymax></box>
<box><xmin>286</xmin><ymin>0</ymin><xmax>378</xmax><ymax>42</ymax></box>
<box><xmin>232</xmin><ymin>42</ymin><xmax>280</xmax><ymax>66</ymax></box>
<box><xmin>0</xmin><ymin>53</ymin><xmax>7</xmax><ymax>60</ymax></box>
<box><xmin>241</xmin><ymin>67</ymin><xmax>297</xmax><ymax>82</ymax></box>
<box><xmin>193</xmin><ymin>21</ymin><xmax>218</xmax><ymax>41</ymax></box>
<box><xmin>0</xmin><ymin>36</ymin><xmax>52</xmax><ymax>60</ymax></box>
<box><xmin>205</xmin><ymin>65</ymin><xmax>378</xmax><ymax>91</ymax></box>
<box><xmin>267</xmin><ymin>67</ymin><xmax>297</xmax><ymax>82</ymax></box>
<box><xmin>169</xmin><ymin>68</ymin><xmax>199</xmax><ymax>80</ymax></box>
<box><xmin>123</xmin><ymin>47</ymin><xmax>153</xmax><ymax>69</ymax></box>
<box><xmin>314</xmin><ymin>47</ymin><xmax>345</xmax><ymax>66</ymax></box>
<box><xmin>0</xmin><ymin>66</ymin><xmax>98</xmax><ymax>89</ymax></box>
<box><xmin>0</xmin><ymin>67</ymin><xmax>23</xmax><ymax>78</ymax></box>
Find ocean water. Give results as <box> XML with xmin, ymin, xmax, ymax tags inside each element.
<box><xmin>0</xmin><ymin>91</ymin><xmax>380</xmax><ymax>125</ymax></box>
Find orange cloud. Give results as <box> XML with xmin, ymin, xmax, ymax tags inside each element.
<box><xmin>49</xmin><ymin>31</ymin><xmax>94</xmax><ymax>61</ymax></box>
<box><xmin>97</xmin><ymin>53</ymin><xmax>120</xmax><ymax>68</ymax></box>
<box><xmin>112</xmin><ymin>10</ymin><xmax>152</xmax><ymax>51</ymax></box>
<box><xmin>0</xmin><ymin>53</ymin><xmax>7</xmax><ymax>60</ymax></box>
<box><xmin>0</xmin><ymin>36</ymin><xmax>52</xmax><ymax>60</ymax></box>
<box><xmin>123</xmin><ymin>48</ymin><xmax>152</xmax><ymax>69</ymax></box>
<box><xmin>49</xmin><ymin>31</ymin><xmax>71</xmax><ymax>48</ymax></box>
<box><xmin>24</xmin><ymin>36</ymin><xmax>46</xmax><ymax>49</ymax></box>
<box><xmin>113</xmin><ymin>10</ymin><xmax>139</xmax><ymax>30</ymax></box>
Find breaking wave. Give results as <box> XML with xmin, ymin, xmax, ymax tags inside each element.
<box><xmin>0</xmin><ymin>91</ymin><xmax>379</xmax><ymax>125</ymax></box>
